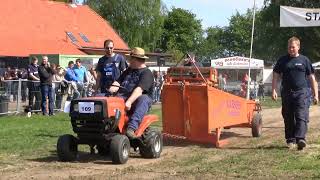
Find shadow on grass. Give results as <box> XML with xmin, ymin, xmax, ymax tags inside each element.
<box><xmin>224</xmin><ymin>144</ymin><xmax>288</xmax><ymax>150</ymax></box>
<box><xmin>34</xmin><ymin>133</ymin><xmax>59</xmax><ymax>138</ymax></box>
<box><xmin>28</xmin><ymin>150</ymin><xmax>132</xmax><ymax>165</ymax></box>
<box><xmin>162</xmin><ymin>131</ymin><xmax>249</xmax><ymax>148</ymax></box>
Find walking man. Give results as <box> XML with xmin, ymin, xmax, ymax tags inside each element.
<box><xmin>272</xmin><ymin>37</ymin><xmax>318</xmax><ymax>150</ymax></box>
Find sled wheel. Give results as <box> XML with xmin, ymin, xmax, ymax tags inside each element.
<box><xmin>140</xmin><ymin>129</ymin><xmax>163</xmax><ymax>158</ymax></box>
<box><xmin>252</xmin><ymin>112</ymin><xmax>262</xmax><ymax>137</ymax></box>
<box><xmin>110</xmin><ymin>135</ymin><xmax>130</xmax><ymax>164</ymax></box>
<box><xmin>57</xmin><ymin>134</ymin><xmax>78</xmax><ymax>161</ymax></box>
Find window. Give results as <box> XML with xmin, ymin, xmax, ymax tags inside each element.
<box><xmin>66</xmin><ymin>32</ymin><xmax>78</xmax><ymax>43</ymax></box>
<box><xmin>79</xmin><ymin>33</ymin><xmax>90</xmax><ymax>43</ymax></box>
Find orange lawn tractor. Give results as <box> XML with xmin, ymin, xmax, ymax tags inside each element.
<box><xmin>162</xmin><ymin>55</ymin><xmax>262</xmax><ymax>147</ymax></box>
<box><xmin>57</xmin><ymin>91</ymin><xmax>163</xmax><ymax>164</ymax></box>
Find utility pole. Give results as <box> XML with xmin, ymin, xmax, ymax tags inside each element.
<box><xmin>246</xmin><ymin>0</ymin><xmax>256</xmax><ymax>100</ymax></box>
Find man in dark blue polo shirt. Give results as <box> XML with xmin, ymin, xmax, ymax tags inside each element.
<box><xmin>95</xmin><ymin>39</ymin><xmax>127</xmax><ymax>94</ymax></box>
<box><xmin>27</xmin><ymin>56</ymin><xmax>41</xmax><ymax>112</ymax></box>
<box><xmin>272</xmin><ymin>36</ymin><xmax>318</xmax><ymax>150</ymax></box>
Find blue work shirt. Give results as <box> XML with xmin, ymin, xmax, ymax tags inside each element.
<box><xmin>273</xmin><ymin>54</ymin><xmax>314</xmax><ymax>91</ymax></box>
<box><xmin>73</xmin><ymin>66</ymin><xmax>87</xmax><ymax>82</ymax></box>
<box><xmin>27</xmin><ymin>64</ymin><xmax>39</xmax><ymax>80</ymax></box>
<box><xmin>65</xmin><ymin>67</ymin><xmax>78</xmax><ymax>82</ymax></box>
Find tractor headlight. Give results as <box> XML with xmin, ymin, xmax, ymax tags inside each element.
<box><xmin>73</xmin><ymin>103</ymin><xmax>79</xmax><ymax>112</ymax></box>
<box><xmin>94</xmin><ymin>104</ymin><xmax>102</xmax><ymax>113</ymax></box>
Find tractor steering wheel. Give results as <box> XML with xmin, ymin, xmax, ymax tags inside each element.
<box><xmin>105</xmin><ymin>84</ymin><xmax>129</xmax><ymax>97</ymax></box>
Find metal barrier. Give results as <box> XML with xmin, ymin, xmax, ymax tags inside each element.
<box><xmin>0</xmin><ymin>79</ymin><xmax>92</xmax><ymax>116</ymax></box>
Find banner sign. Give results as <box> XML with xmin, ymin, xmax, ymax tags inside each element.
<box><xmin>280</xmin><ymin>6</ymin><xmax>320</xmax><ymax>27</ymax></box>
<box><xmin>211</xmin><ymin>56</ymin><xmax>264</xmax><ymax>69</ymax></box>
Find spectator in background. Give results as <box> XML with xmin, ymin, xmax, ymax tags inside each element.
<box><xmin>153</xmin><ymin>71</ymin><xmax>162</xmax><ymax>103</ymax></box>
<box><xmin>50</xmin><ymin>63</ymin><xmax>57</xmax><ymax>106</ymax></box>
<box><xmin>38</xmin><ymin>56</ymin><xmax>55</xmax><ymax>116</ymax></box>
<box><xmin>4</xmin><ymin>66</ymin><xmax>13</xmax><ymax>98</ymax></box>
<box><xmin>65</xmin><ymin>61</ymin><xmax>79</xmax><ymax>100</ymax></box>
<box><xmin>10</xmin><ymin>67</ymin><xmax>19</xmax><ymax>101</ymax></box>
<box><xmin>27</xmin><ymin>57</ymin><xmax>41</xmax><ymax>112</ymax></box>
<box><xmin>53</xmin><ymin>65</ymin><xmax>66</xmax><ymax>110</ymax></box>
<box><xmin>86</xmin><ymin>66</ymin><xmax>96</xmax><ymax>97</ymax></box>
<box><xmin>19</xmin><ymin>68</ymin><xmax>28</xmax><ymax>102</ymax></box>
<box><xmin>73</xmin><ymin>59</ymin><xmax>87</xmax><ymax>97</ymax></box>
<box><xmin>258</xmin><ymin>80</ymin><xmax>265</xmax><ymax>101</ymax></box>
<box><xmin>240</xmin><ymin>73</ymin><xmax>249</xmax><ymax>98</ymax></box>
<box><xmin>218</xmin><ymin>74</ymin><xmax>226</xmax><ymax>91</ymax></box>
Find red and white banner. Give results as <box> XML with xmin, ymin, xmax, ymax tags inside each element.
<box><xmin>280</xmin><ymin>6</ymin><xmax>320</xmax><ymax>27</ymax></box>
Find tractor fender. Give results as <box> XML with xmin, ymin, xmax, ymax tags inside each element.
<box><xmin>135</xmin><ymin>115</ymin><xmax>158</xmax><ymax>137</ymax></box>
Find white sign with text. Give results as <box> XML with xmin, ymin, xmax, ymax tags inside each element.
<box><xmin>79</xmin><ymin>102</ymin><xmax>95</xmax><ymax>113</ymax></box>
<box><xmin>280</xmin><ymin>6</ymin><xmax>320</xmax><ymax>27</ymax></box>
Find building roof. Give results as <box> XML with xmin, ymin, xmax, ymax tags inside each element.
<box><xmin>0</xmin><ymin>0</ymin><xmax>129</xmax><ymax>57</ymax></box>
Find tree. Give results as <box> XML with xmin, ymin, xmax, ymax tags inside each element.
<box><xmin>226</xmin><ymin>10</ymin><xmax>255</xmax><ymax>57</ymax></box>
<box><xmin>254</xmin><ymin>0</ymin><xmax>320</xmax><ymax>63</ymax></box>
<box><xmin>197</xmin><ymin>26</ymin><xmax>225</xmax><ymax>61</ymax></box>
<box><xmin>86</xmin><ymin>0</ymin><xmax>165</xmax><ymax>51</ymax></box>
<box><xmin>161</xmin><ymin>8</ymin><xmax>203</xmax><ymax>61</ymax></box>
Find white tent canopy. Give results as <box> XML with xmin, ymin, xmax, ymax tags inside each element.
<box><xmin>211</xmin><ymin>56</ymin><xmax>264</xmax><ymax>69</ymax></box>
<box><xmin>312</xmin><ymin>62</ymin><xmax>320</xmax><ymax>69</ymax></box>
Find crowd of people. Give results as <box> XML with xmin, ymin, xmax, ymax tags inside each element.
<box><xmin>0</xmin><ymin>56</ymin><xmax>97</xmax><ymax>116</ymax></box>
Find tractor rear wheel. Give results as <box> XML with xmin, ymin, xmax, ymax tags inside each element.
<box><xmin>110</xmin><ymin>135</ymin><xmax>130</xmax><ymax>164</ymax></box>
<box><xmin>57</xmin><ymin>134</ymin><xmax>78</xmax><ymax>162</ymax></box>
<box><xmin>252</xmin><ymin>112</ymin><xmax>262</xmax><ymax>137</ymax></box>
<box><xmin>140</xmin><ymin>129</ymin><xmax>163</xmax><ymax>158</ymax></box>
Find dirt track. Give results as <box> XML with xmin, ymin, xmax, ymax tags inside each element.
<box><xmin>0</xmin><ymin>106</ymin><xmax>319</xmax><ymax>180</ymax></box>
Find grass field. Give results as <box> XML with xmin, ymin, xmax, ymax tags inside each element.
<box><xmin>260</xmin><ymin>96</ymin><xmax>282</xmax><ymax>109</ymax></box>
<box><xmin>1</xmin><ymin>101</ymin><xmax>320</xmax><ymax>179</ymax></box>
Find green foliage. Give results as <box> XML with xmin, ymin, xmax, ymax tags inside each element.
<box><xmin>197</xmin><ymin>26</ymin><xmax>225</xmax><ymax>61</ymax></box>
<box><xmin>254</xmin><ymin>0</ymin><xmax>320</xmax><ymax>63</ymax></box>
<box><xmin>86</xmin><ymin>0</ymin><xmax>165</xmax><ymax>51</ymax></box>
<box><xmin>161</xmin><ymin>8</ymin><xmax>203</xmax><ymax>60</ymax></box>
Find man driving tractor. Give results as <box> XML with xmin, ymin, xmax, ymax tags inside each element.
<box><xmin>109</xmin><ymin>47</ymin><xmax>154</xmax><ymax>139</ymax></box>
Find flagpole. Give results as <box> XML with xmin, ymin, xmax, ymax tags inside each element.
<box><xmin>246</xmin><ymin>0</ymin><xmax>256</xmax><ymax>100</ymax></box>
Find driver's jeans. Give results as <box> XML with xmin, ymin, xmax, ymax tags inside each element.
<box><xmin>123</xmin><ymin>94</ymin><xmax>153</xmax><ymax>131</ymax></box>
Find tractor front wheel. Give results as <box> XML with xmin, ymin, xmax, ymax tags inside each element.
<box><xmin>110</xmin><ymin>135</ymin><xmax>130</xmax><ymax>164</ymax></box>
<box><xmin>140</xmin><ymin>129</ymin><xmax>163</xmax><ymax>158</ymax></box>
<box><xmin>57</xmin><ymin>134</ymin><xmax>78</xmax><ymax>162</ymax></box>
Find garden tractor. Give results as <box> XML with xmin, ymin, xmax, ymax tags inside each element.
<box><xmin>56</xmin><ymin>91</ymin><xmax>163</xmax><ymax>164</ymax></box>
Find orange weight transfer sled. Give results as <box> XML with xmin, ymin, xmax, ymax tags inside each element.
<box><xmin>161</xmin><ymin>66</ymin><xmax>262</xmax><ymax>147</ymax></box>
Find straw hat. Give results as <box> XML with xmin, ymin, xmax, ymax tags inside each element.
<box><xmin>126</xmin><ymin>47</ymin><xmax>149</xmax><ymax>60</ymax></box>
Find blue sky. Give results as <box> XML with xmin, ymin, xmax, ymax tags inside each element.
<box><xmin>162</xmin><ymin>0</ymin><xmax>265</xmax><ymax>28</ymax></box>
<box><xmin>78</xmin><ymin>0</ymin><xmax>264</xmax><ymax>28</ymax></box>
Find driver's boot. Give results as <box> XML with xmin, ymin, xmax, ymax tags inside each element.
<box><xmin>126</xmin><ymin>128</ymin><xmax>137</xmax><ymax>139</ymax></box>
